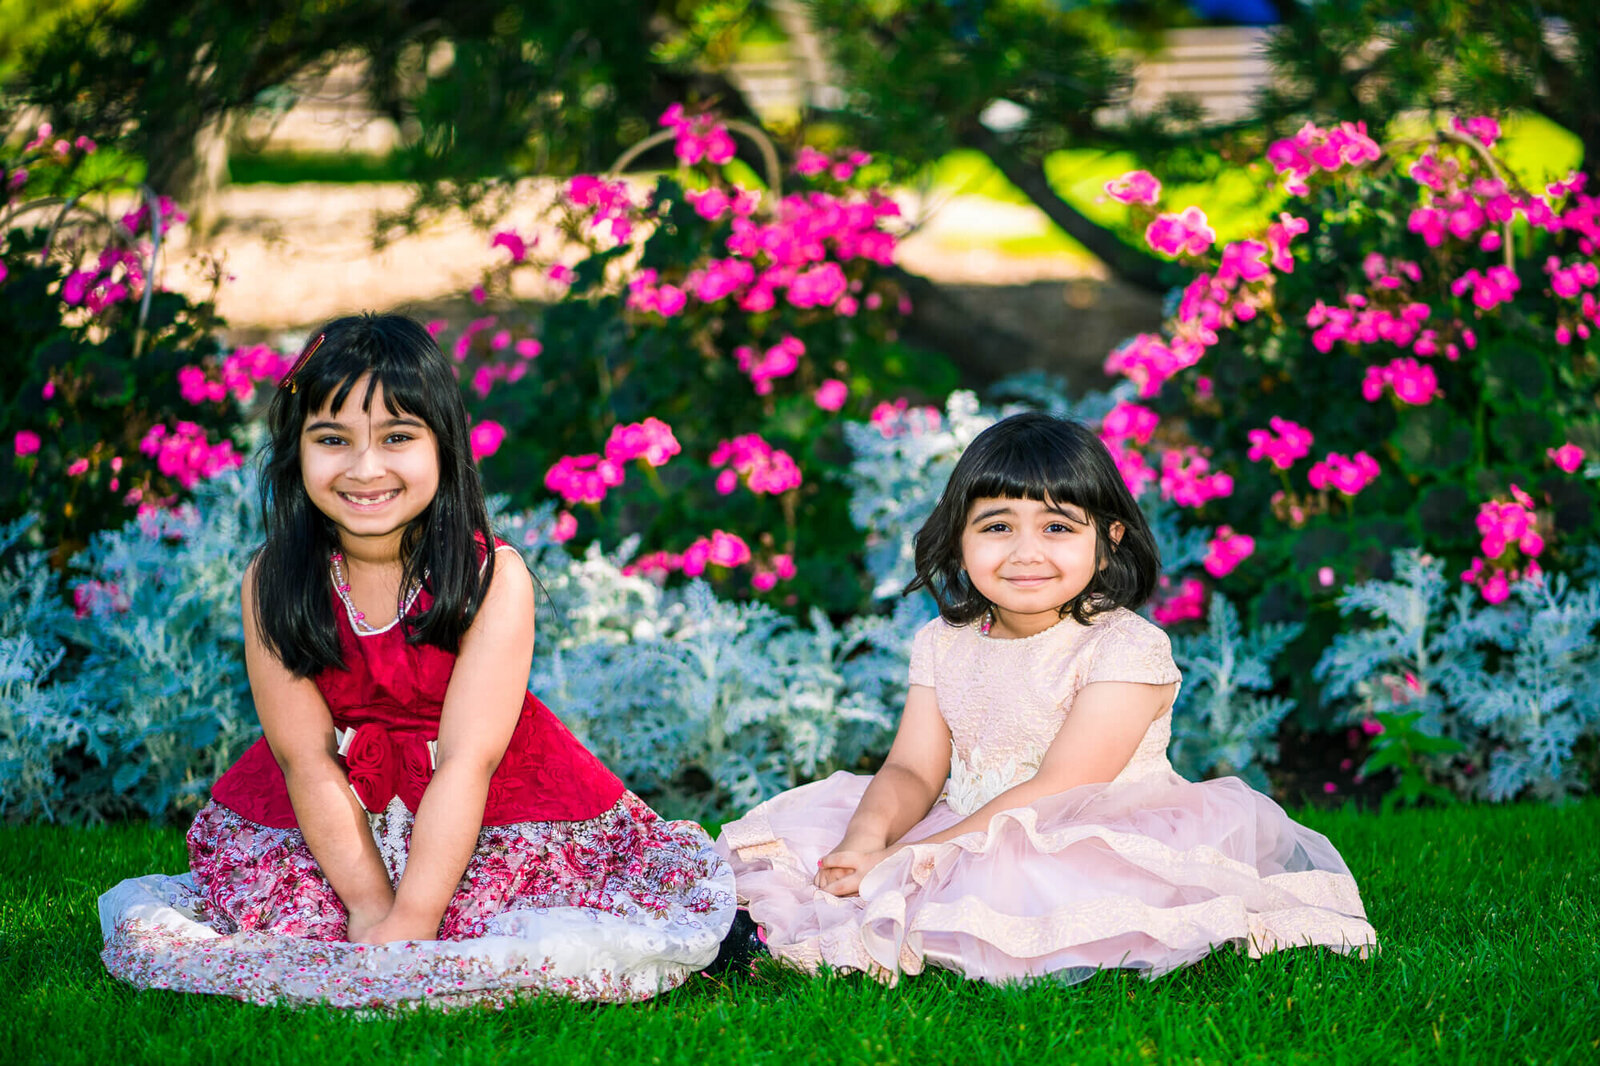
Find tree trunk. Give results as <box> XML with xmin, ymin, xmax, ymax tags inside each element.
<box><xmin>960</xmin><ymin>123</ymin><xmax>1172</xmax><ymax>295</ymax></box>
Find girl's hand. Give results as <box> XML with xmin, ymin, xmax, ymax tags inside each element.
<box><xmin>349</xmin><ymin>911</ymin><xmax>440</xmax><ymax>944</ymax></box>
<box><xmin>815</xmin><ymin>844</ymin><xmax>904</xmax><ymax>897</ymax></box>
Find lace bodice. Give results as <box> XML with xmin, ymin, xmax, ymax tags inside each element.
<box><xmin>908</xmin><ymin>608</ymin><xmax>1182</xmax><ymax>815</ymax></box>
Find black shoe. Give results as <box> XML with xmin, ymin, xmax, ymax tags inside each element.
<box><xmin>704</xmin><ymin>909</ymin><xmax>769</xmax><ymax>978</ymax></box>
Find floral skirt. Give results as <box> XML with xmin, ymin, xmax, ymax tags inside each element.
<box><xmin>718</xmin><ymin>770</ymin><xmax>1376</xmax><ymax>986</ymax></box>
<box><xmin>99</xmin><ymin>792</ymin><xmax>737</xmax><ymax>1008</ymax></box>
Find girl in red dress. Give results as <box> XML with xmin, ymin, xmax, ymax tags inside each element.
<box><xmin>99</xmin><ymin>313</ymin><xmax>736</xmax><ymax>1008</ymax></box>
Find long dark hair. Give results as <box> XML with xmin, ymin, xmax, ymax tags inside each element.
<box><xmin>252</xmin><ymin>313</ymin><xmax>496</xmax><ymax>677</ymax></box>
<box><xmin>906</xmin><ymin>412</ymin><xmax>1160</xmax><ymax>626</ymax></box>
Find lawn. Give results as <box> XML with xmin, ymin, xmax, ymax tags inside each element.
<box><xmin>4</xmin><ymin>799</ymin><xmax>1598</xmax><ymax>1065</ymax></box>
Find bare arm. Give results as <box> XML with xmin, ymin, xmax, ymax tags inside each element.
<box><xmin>242</xmin><ymin>562</ymin><xmax>394</xmax><ymax>934</ymax></box>
<box><xmin>820</xmin><ymin>679</ymin><xmax>1176</xmax><ymax>896</ymax></box>
<box><xmin>814</xmin><ymin>684</ymin><xmax>950</xmax><ymax>890</ymax></box>
<box><xmin>360</xmin><ymin>549</ymin><xmax>535</xmax><ymax>943</ymax></box>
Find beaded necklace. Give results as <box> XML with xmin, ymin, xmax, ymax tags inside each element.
<box><xmin>330</xmin><ymin>551</ymin><xmax>424</xmax><ymax>634</ymax></box>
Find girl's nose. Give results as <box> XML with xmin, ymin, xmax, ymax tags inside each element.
<box><xmin>348</xmin><ymin>442</ymin><xmax>386</xmax><ymax>479</ymax></box>
<box><xmin>1009</xmin><ymin>532</ymin><xmax>1044</xmax><ymax>561</ymax></box>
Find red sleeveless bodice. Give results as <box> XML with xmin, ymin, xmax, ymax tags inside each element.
<box><xmin>211</xmin><ymin>554</ymin><xmax>625</xmax><ymax>828</ymax></box>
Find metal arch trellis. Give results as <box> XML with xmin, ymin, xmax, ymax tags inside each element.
<box><xmin>605</xmin><ymin>119</ymin><xmax>784</xmax><ymax>200</ymax></box>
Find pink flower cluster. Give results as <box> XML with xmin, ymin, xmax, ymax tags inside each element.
<box><xmin>1246</xmin><ymin>417</ymin><xmax>1313</xmax><ymax>469</ymax></box>
<box><xmin>813</xmin><ymin>378</ymin><xmax>848</xmax><ymax>411</ymax></box>
<box><xmin>61</xmin><ymin>246</ymin><xmax>147</xmax><ymax>313</ymax></box>
<box><xmin>565</xmin><ymin>175</ymin><xmax>636</xmax><ymax>245</ymax></box>
<box><xmin>1451</xmin><ymin>115</ymin><xmax>1501</xmax><ymax>147</ymax></box>
<box><xmin>1462</xmin><ymin>485</ymin><xmax>1543</xmax><ymax>604</ymax></box>
<box><xmin>521</xmin><ymin>510</ymin><xmax>578</xmax><ymax>547</ymax></box>
<box><xmin>868</xmin><ymin>398</ymin><xmax>942</xmax><ymax>439</ymax></box>
<box><xmin>15</xmin><ymin>430</ymin><xmax>42</xmax><ymax>457</ymax></box>
<box><xmin>119</xmin><ymin>195</ymin><xmax>187</xmax><ymax>239</ymax></box>
<box><xmin>73</xmin><ymin>579</ymin><xmax>129</xmax><ymax>619</ymax></box>
<box><xmin>685</xmin><ymin>186</ymin><xmax>761</xmax><ymax>222</ymax></box>
<box><xmin>544</xmin><ymin>453</ymin><xmax>624</xmax><ymax>505</ymax></box>
<box><xmin>1159</xmin><ymin>447</ymin><xmax>1234</xmax><ymax>508</ymax></box>
<box><xmin>1103</xmin><ymin>333</ymin><xmax>1204</xmax><ymax>398</ymax></box>
<box><xmin>795</xmin><ymin>146</ymin><xmax>874</xmax><ymax>183</ymax></box>
<box><xmin>469</xmin><ymin>421</ymin><xmax>506</xmax><ymax>462</ymax></box>
<box><xmin>622</xmin><ymin>531</ymin><xmax>755</xmax><ymax>579</ymax></box>
<box><xmin>1145</xmin><ymin>207</ymin><xmax>1216</xmax><ymax>258</ymax></box>
<box><xmin>1266</xmin><ymin>121</ymin><xmax>1381</xmax><ymax>195</ymax></box>
<box><xmin>604</xmin><ymin>418</ymin><xmax>681</xmax><ymax>467</ymax></box>
<box><xmin>1363</xmin><ymin>253</ymin><xmax>1422</xmax><ymax>290</ymax></box>
<box><xmin>683</xmin><ymin>257</ymin><xmax>756</xmax><ymax>303</ymax></box>
<box><xmin>1104</xmin><ymin>170</ymin><xmax>1161</xmax><ymax>206</ymax></box>
<box><xmin>1549</xmin><ymin>442</ymin><xmax>1585</xmax><ymax>473</ymax></box>
<box><xmin>1450</xmin><ymin>265</ymin><xmax>1521</xmax><ymax>311</ymax></box>
<box><xmin>178</xmin><ymin>344</ymin><xmax>294</xmax><ymax>405</ymax></box>
<box><xmin>660</xmin><ymin>104</ymin><xmax>735</xmax><ymax>166</ymax></box>
<box><xmin>626</xmin><ymin>268</ymin><xmax>688</xmax><ymax>317</ymax></box>
<box><xmin>1100</xmin><ymin>402</ymin><xmax>1160</xmax><ymax>446</ymax></box>
<box><xmin>1203</xmin><ymin>526</ymin><xmax>1255</xmax><ymax>578</ymax></box>
<box><xmin>1305</xmin><ymin>295</ymin><xmax>1440</xmax><ymax>357</ymax></box>
<box><xmin>710</xmin><ymin>434</ymin><xmax>802</xmax><ymax>495</ymax></box>
<box><xmin>1150</xmin><ymin>575</ymin><xmax>1205</xmax><ymax>626</ymax></box>
<box><xmin>1102</xmin><ymin>437</ymin><xmax>1158</xmax><ymax>498</ymax></box>
<box><xmin>751</xmin><ymin>554</ymin><xmax>798</xmax><ymax>591</ymax></box>
<box><xmin>138</xmin><ymin>422</ymin><xmax>242</xmax><ymax>489</ymax></box>
<box><xmin>1544</xmin><ymin>255</ymin><xmax>1600</xmax><ymax>344</ymax></box>
<box><xmin>734</xmin><ymin>336</ymin><xmax>805</xmax><ymax>394</ymax></box>
<box><xmin>1361</xmin><ymin>357</ymin><xmax>1441</xmax><ymax>405</ymax></box>
<box><xmin>491</xmin><ymin>230</ymin><xmax>530</xmax><ymax>263</ymax></box>
<box><xmin>1307</xmin><ymin>451</ymin><xmax>1380</xmax><ymax>496</ymax></box>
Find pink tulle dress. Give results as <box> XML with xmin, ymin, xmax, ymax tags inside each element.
<box><xmin>716</xmin><ymin>609</ymin><xmax>1376</xmax><ymax>985</ymax></box>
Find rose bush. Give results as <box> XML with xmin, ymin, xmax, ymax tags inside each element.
<box><xmin>1</xmin><ymin>126</ymin><xmax>280</xmax><ymax>560</ymax></box>
<box><xmin>1095</xmin><ymin>119</ymin><xmax>1600</xmax><ymax>725</ymax></box>
<box><xmin>443</xmin><ymin>107</ymin><xmax>958</xmax><ymax>616</ymax></box>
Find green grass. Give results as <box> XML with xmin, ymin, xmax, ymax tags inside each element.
<box><xmin>5</xmin><ymin>800</ymin><xmax>1599</xmax><ymax>1065</ymax></box>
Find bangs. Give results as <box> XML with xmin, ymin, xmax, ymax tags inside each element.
<box><xmin>961</xmin><ymin>433</ymin><xmax>1110</xmax><ymax>514</ymax></box>
<box><xmin>297</xmin><ymin>340</ymin><xmax>434</xmax><ymax>426</ymax></box>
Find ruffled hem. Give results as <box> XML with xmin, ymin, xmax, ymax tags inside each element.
<box><xmin>99</xmin><ymin>794</ymin><xmax>737</xmax><ymax>1008</ymax></box>
<box><xmin>718</xmin><ymin>770</ymin><xmax>1376</xmax><ymax>986</ymax></box>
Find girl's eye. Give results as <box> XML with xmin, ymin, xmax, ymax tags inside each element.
<box><xmin>1046</xmin><ymin>521</ymin><xmax>1075</xmax><ymax>533</ymax></box>
<box><xmin>385</xmin><ymin>433</ymin><xmax>414</xmax><ymax>445</ymax></box>
<box><xmin>314</xmin><ymin>435</ymin><xmax>346</xmax><ymax>447</ymax></box>
<box><xmin>981</xmin><ymin>522</ymin><xmax>1011</xmax><ymax>533</ymax></box>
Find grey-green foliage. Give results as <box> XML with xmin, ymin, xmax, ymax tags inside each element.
<box><xmin>1315</xmin><ymin>549</ymin><xmax>1600</xmax><ymax>802</ymax></box>
<box><xmin>529</xmin><ymin>556</ymin><xmax>924</xmax><ymax>821</ymax></box>
<box><xmin>0</xmin><ymin>518</ymin><xmax>94</xmax><ymax>822</ymax></box>
<box><xmin>65</xmin><ymin>471</ymin><xmax>261</xmax><ymax>819</ymax></box>
<box><xmin>0</xmin><ymin>470</ymin><xmax>260</xmax><ymax>823</ymax></box>
<box><xmin>842</xmin><ymin>389</ymin><xmax>997</xmax><ymax>600</ymax></box>
<box><xmin>1168</xmin><ymin>593</ymin><xmax>1303</xmax><ymax>790</ymax></box>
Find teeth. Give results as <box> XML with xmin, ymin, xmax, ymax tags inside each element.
<box><xmin>340</xmin><ymin>490</ymin><xmax>399</xmax><ymax>505</ymax></box>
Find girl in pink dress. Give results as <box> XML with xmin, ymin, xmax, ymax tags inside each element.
<box><xmin>717</xmin><ymin>412</ymin><xmax>1375</xmax><ymax>985</ymax></box>
<box><xmin>99</xmin><ymin>313</ymin><xmax>735</xmax><ymax>1008</ymax></box>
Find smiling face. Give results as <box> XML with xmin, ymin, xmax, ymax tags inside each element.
<box><xmin>300</xmin><ymin>375</ymin><xmax>440</xmax><ymax>558</ymax></box>
<box><xmin>959</xmin><ymin>496</ymin><xmax>1123</xmax><ymax>638</ymax></box>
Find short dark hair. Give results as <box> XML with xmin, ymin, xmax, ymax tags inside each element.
<box><xmin>906</xmin><ymin>412</ymin><xmax>1160</xmax><ymax>626</ymax></box>
<box><xmin>252</xmin><ymin>312</ymin><xmax>496</xmax><ymax>677</ymax></box>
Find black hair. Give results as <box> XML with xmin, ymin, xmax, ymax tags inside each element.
<box><xmin>906</xmin><ymin>411</ymin><xmax>1160</xmax><ymax>626</ymax></box>
<box><xmin>252</xmin><ymin>312</ymin><xmax>496</xmax><ymax>677</ymax></box>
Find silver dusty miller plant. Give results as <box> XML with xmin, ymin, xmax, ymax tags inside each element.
<box><xmin>1316</xmin><ymin>549</ymin><xmax>1600</xmax><ymax>804</ymax></box>
<box><xmin>1167</xmin><ymin>593</ymin><xmax>1302</xmax><ymax>790</ymax></box>
<box><xmin>0</xmin><ymin>470</ymin><xmax>260</xmax><ymax>823</ymax></box>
